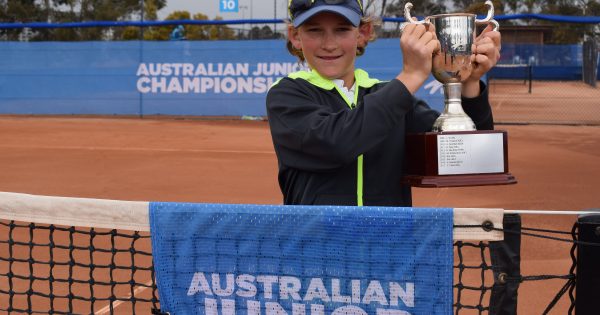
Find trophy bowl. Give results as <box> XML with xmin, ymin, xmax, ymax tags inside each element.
<box><xmin>430</xmin><ymin>13</ymin><xmax>476</xmax><ymax>84</ymax></box>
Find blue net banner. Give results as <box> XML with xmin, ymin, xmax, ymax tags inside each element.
<box><xmin>0</xmin><ymin>39</ymin><xmax>444</xmax><ymax>116</ymax></box>
<box><xmin>149</xmin><ymin>203</ymin><xmax>454</xmax><ymax>314</ymax></box>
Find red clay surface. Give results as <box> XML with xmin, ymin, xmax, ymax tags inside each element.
<box><xmin>490</xmin><ymin>80</ymin><xmax>600</xmax><ymax>125</ymax></box>
<box><xmin>0</xmin><ymin>116</ymin><xmax>598</xmax><ymax>314</ymax></box>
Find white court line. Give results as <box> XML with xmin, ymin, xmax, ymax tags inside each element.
<box><xmin>94</xmin><ymin>281</ymin><xmax>154</xmax><ymax>315</ymax></box>
<box><xmin>495</xmin><ymin>97</ymin><xmax>505</xmax><ymax>111</ymax></box>
<box><xmin>0</xmin><ymin>144</ymin><xmax>274</xmax><ymax>155</ymax></box>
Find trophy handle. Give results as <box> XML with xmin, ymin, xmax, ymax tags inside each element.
<box><xmin>475</xmin><ymin>0</ymin><xmax>500</xmax><ymax>31</ymax></box>
<box><xmin>404</xmin><ymin>3</ymin><xmax>430</xmax><ymax>25</ymax></box>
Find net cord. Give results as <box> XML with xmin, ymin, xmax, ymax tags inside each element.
<box><xmin>0</xmin><ymin>192</ymin><xmax>505</xmax><ymax>241</ymax></box>
<box><xmin>454</xmin><ymin>223</ymin><xmax>600</xmax><ymax>247</ymax></box>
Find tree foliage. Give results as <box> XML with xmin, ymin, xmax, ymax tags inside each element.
<box><xmin>0</xmin><ymin>0</ymin><xmax>235</xmax><ymax>41</ymax></box>
<box><xmin>385</xmin><ymin>0</ymin><xmax>447</xmax><ymax>17</ymax></box>
<box><xmin>460</xmin><ymin>0</ymin><xmax>506</xmax><ymax>15</ymax></box>
<box><xmin>537</xmin><ymin>0</ymin><xmax>600</xmax><ymax>43</ymax></box>
<box><xmin>449</xmin><ymin>0</ymin><xmax>600</xmax><ymax>43</ymax></box>
<box><xmin>383</xmin><ymin>0</ymin><xmax>600</xmax><ymax>43</ymax></box>
<box><xmin>2</xmin><ymin>0</ymin><xmax>597</xmax><ymax>43</ymax></box>
<box><xmin>1</xmin><ymin>0</ymin><xmax>46</xmax><ymax>40</ymax></box>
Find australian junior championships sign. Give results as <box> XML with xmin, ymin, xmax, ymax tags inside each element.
<box><xmin>149</xmin><ymin>203</ymin><xmax>454</xmax><ymax>315</ymax></box>
<box><xmin>136</xmin><ymin>62</ymin><xmax>306</xmax><ymax>94</ymax></box>
<box><xmin>187</xmin><ymin>272</ymin><xmax>415</xmax><ymax>315</ymax></box>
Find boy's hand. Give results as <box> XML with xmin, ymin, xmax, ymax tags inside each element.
<box><xmin>396</xmin><ymin>22</ymin><xmax>440</xmax><ymax>94</ymax></box>
<box><xmin>462</xmin><ymin>26</ymin><xmax>501</xmax><ymax>97</ymax></box>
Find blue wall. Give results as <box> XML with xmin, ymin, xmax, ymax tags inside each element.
<box><xmin>0</xmin><ymin>40</ymin><xmax>594</xmax><ymax>116</ymax></box>
<box><xmin>490</xmin><ymin>43</ymin><xmax>600</xmax><ymax>81</ymax></box>
<box><xmin>0</xmin><ymin>40</ymin><xmax>446</xmax><ymax>116</ymax></box>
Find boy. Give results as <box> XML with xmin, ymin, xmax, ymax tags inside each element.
<box><xmin>266</xmin><ymin>0</ymin><xmax>501</xmax><ymax>206</ymax></box>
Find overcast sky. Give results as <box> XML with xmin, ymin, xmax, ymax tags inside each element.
<box><xmin>158</xmin><ymin>0</ymin><xmax>289</xmax><ymax>20</ymax></box>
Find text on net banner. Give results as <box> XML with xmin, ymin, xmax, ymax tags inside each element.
<box><xmin>0</xmin><ymin>40</ymin><xmax>445</xmax><ymax>116</ymax></box>
<box><xmin>149</xmin><ymin>203</ymin><xmax>454</xmax><ymax>314</ymax></box>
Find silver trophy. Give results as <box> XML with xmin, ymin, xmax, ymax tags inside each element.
<box><xmin>405</xmin><ymin>1</ymin><xmax>499</xmax><ymax>132</ymax></box>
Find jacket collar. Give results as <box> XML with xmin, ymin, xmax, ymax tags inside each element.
<box><xmin>288</xmin><ymin>69</ymin><xmax>380</xmax><ymax>90</ymax></box>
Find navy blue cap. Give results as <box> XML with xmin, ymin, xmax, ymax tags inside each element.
<box><xmin>289</xmin><ymin>0</ymin><xmax>364</xmax><ymax>27</ymax></box>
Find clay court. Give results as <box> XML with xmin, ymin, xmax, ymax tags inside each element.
<box><xmin>0</xmin><ymin>77</ymin><xmax>599</xmax><ymax>314</ymax></box>
<box><xmin>490</xmin><ymin>79</ymin><xmax>600</xmax><ymax>125</ymax></box>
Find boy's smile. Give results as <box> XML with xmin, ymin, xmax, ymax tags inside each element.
<box><xmin>319</xmin><ymin>55</ymin><xmax>342</xmax><ymax>60</ymax></box>
<box><xmin>290</xmin><ymin>12</ymin><xmax>365</xmax><ymax>88</ymax></box>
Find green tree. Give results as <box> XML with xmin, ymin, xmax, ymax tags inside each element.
<box><xmin>0</xmin><ymin>0</ymin><xmax>47</xmax><ymax>40</ymax></box>
<box><xmin>248</xmin><ymin>26</ymin><xmax>260</xmax><ymax>40</ymax></box>
<box><xmin>380</xmin><ymin>0</ymin><xmax>446</xmax><ymax>37</ymax></box>
<box><xmin>141</xmin><ymin>10</ymin><xmax>191</xmax><ymax>40</ymax></box>
<box><xmin>120</xmin><ymin>0</ymin><xmax>167</xmax><ymax>40</ymax></box>
<box><xmin>242</xmin><ymin>25</ymin><xmax>279</xmax><ymax>40</ymax></box>
<box><xmin>18</xmin><ymin>0</ymin><xmax>167</xmax><ymax>41</ymax></box>
<box><xmin>588</xmin><ymin>0</ymin><xmax>600</xmax><ymax>40</ymax></box>
<box><xmin>259</xmin><ymin>25</ymin><xmax>274</xmax><ymax>39</ymax></box>
<box><xmin>187</xmin><ymin>13</ymin><xmax>212</xmax><ymax>40</ymax></box>
<box><xmin>452</xmin><ymin>0</ymin><xmax>476</xmax><ymax>11</ymax></box>
<box><xmin>208</xmin><ymin>16</ymin><xmax>236</xmax><ymax>40</ymax></box>
<box><xmin>462</xmin><ymin>0</ymin><xmax>506</xmax><ymax>15</ymax></box>
<box><xmin>540</xmin><ymin>0</ymin><xmax>599</xmax><ymax>44</ymax></box>
<box><xmin>385</xmin><ymin>0</ymin><xmax>447</xmax><ymax>17</ymax></box>
<box><xmin>450</xmin><ymin>0</ymin><xmax>600</xmax><ymax>43</ymax></box>
<box><xmin>63</xmin><ymin>0</ymin><xmax>157</xmax><ymax>41</ymax></box>
<box><xmin>454</xmin><ymin>0</ymin><xmax>524</xmax><ymax>14</ymax></box>
<box><xmin>132</xmin><ymin>11</ymin><xmax>235</xmax><ymax>41</ymax></box>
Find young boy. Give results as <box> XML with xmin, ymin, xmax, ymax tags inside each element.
<box><xmin>266</xmin><ymin>0</ymin><xmax>501</xmax><ymax>206</ymax></box>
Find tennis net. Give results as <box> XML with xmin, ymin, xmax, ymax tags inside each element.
<box><xmin>0</xmin><ymin>191</ymin><xmax>588</xmax><ymax>314</ymax></box>
<box><xmin>0</xmin><ymin>192</ymin><xmax>158</xmax><ymax>314</ymax></box>
<box><xmin>487</xmin><ymin>63</ymin><xmax>533</xmax><ymax>94</ymax></box>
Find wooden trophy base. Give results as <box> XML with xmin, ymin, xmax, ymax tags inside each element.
<box><xmin>403</xmin><ymin>130</ymin><xmax>517</xmax><ymax>188</ymax></box>
<box><xmin>403</xmin><ymin>173</ymin><xmax>517</xmax><ymax>188</ymax></box>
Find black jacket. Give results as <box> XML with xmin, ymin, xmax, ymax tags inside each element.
<box><xmin>266</xmin><ymin>69</ymin><xmax>493</xmax><ymax>207</ymax></box>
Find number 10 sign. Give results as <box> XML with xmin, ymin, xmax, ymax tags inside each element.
<box><xmin>219</xmin><ymin>0</ymin><xmax>239</xmax><ymax>12</ymax></box>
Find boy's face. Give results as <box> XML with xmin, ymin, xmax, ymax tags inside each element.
<box><xmin>290</xmin><ymin>12</ymin><xmax>365</xmax><ymax>86</ymax></box>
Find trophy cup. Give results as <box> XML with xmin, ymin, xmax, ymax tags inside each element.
<box><xmin>403</xmin><ymin>1</ymin><xmax>517</xmax><ymax>187</ymax></box>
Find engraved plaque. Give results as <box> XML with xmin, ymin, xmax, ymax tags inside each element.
<box><xmin>437</xmin><ymin>133</ymin><xmax>504</xmax><ymax>175</ymax></box>
<box><xmin>403</xmin><ymin>131</ymin><xmax>516</xmax><ymax>187</ymax></box>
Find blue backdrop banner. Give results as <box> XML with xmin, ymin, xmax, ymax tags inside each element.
<box><xmin>0</xmin><ymin>40</ymin><xmax>444</xmax><ymax>116</ymax></box>
<box><xmin>0</xmin><ymin>40</ymin><xmax>596</xmax><ymax>116</ymax></box>
<box><xmin>149</xmin><ymin>203</ymin><xmax>454</xmax><ymax>314</ymax></box>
